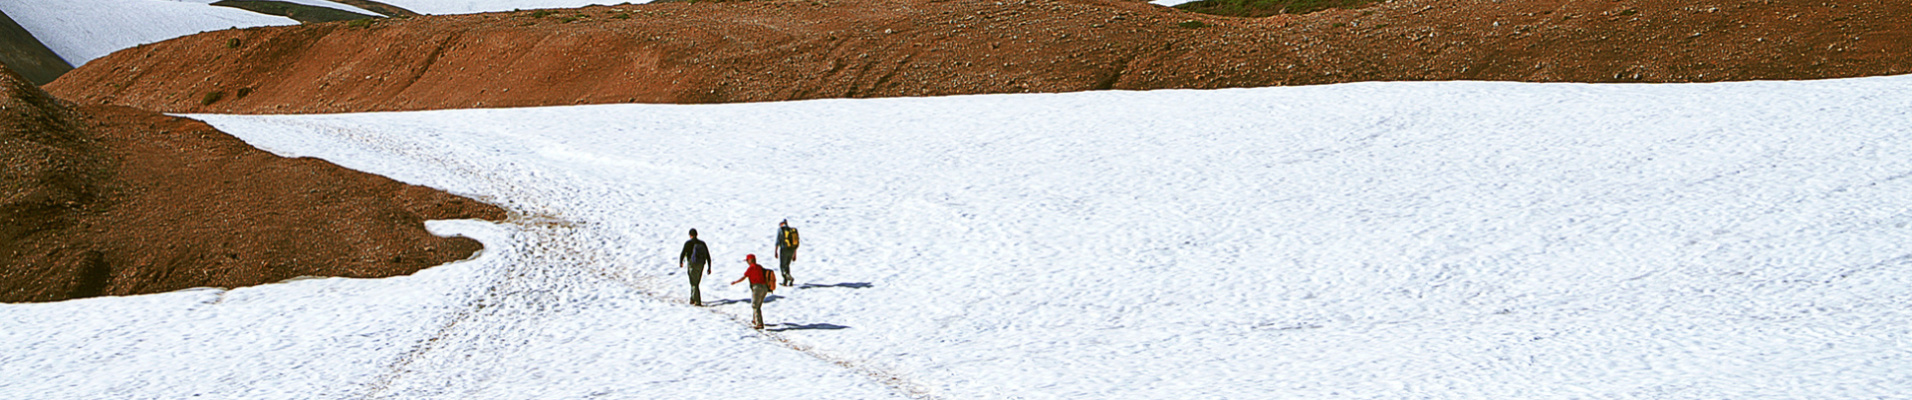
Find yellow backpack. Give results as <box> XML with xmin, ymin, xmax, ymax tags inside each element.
<box><xmin>782</xmin><ymin>227</ymin><xmax>800</xmax><ymax>249</ymax></box>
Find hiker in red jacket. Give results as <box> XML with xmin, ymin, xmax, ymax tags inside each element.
<box><xmin>730</xmin><ymin>254</ymin><xmax>776</xmax><ymax>329</ymax></box>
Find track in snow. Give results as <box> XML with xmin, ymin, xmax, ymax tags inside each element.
<box><xmin>283</xmin><ymin>121</ymin><xmax>935</xmax><ymax>399</ymax></box>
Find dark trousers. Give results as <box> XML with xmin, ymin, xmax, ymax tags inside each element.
<box><xmin>687</xmin><ymin>261</ymin><xmax>706</xmax><ymax>305</ymax></box>
<box><xmin>778</xmin><ymin>249</ymin><xmax>796</xmax><ymax>283</ymax></box>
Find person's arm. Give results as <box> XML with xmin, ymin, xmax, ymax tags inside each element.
<box><xmin>774</xmin><ymin>230</ymin><xmax>785</xmax><ymax>257</ymax></box>
<box><xmin>679</xmin><ymin>241</ymin><xmax>692</xmax><ymax>269</ymax></box>
<box><xmin>731</xmin><ymin>266</ymin><xmax>747</xmax><ymax>285</ymax></box>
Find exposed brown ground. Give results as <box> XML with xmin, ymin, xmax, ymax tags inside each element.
<box><xmin>44</xmin><ymin>0</ymin><xmax>1912</xmax><ymax>114</ymax></box>
<box><xmin>0</xmin><ymin>65</ymin><xmax>504</xmax><ymax>303</ymax></box>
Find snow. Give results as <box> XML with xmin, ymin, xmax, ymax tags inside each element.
<box><xmin>0</xmin><ymin>0</ymin><xmax>296</xmax><ymax>67</ymax></box>
<box><xmin>0</xmin><ymin>0</ymin><xmax>686</xmax><ymax>70</ymax></box>
<box><xmin>167</xmin><ymin>0</ymin><xmax>380</xmax><ymax>16</ymax></box>
<box><xmin>0</xmin><ymin>0</ymin><xmax>382</xmax><ymax>68</ymax></box>
<box><xmin>372</xmin><ymin>0</ymin><xmax>644</xmax><ymax>15</ymax></box>
<box><xmin>6</xmin><ymin>76</ymin><xmax>1912</xmax><ymax>398</ymax></box>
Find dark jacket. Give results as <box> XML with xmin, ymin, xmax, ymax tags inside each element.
<box><xmin>680</xmin><ymin>238</ymin><xmax>711</xmax><ymax>267</ymax></box>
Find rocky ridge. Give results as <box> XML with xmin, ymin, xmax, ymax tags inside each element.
<box><xmin>43</xmin><ymin>0</ymin><xmax>1912</xmax><ymax>114</ymax></box>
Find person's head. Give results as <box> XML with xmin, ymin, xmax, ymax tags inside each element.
<box><xmin>745</xmin><ymin>254</ymin><xmax>757</xmax><ymax>264</ymax></box>
<box><xmin>780</xmin><ymin>219</ymin><xmax>788</xmax><ymax>227</ymax></box>
<box><xmin>688</xmin><ymin>228</ymin><xmax>698</xmax><ymax>238</ymax></box>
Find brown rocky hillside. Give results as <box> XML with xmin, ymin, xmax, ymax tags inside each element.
<box><xmin>0</xmin><ymin>65</ymin><xmax>504</xmax><ymax>303</ymax></box>
<box><xmin>45</xmin><ymin>0</ymin><xmax>1912</xmax><ymax>114</ymax></box>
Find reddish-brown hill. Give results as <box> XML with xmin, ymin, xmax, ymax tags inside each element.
<box><xmin>0</xmin><ymin>64</ymin><xmax>504</xmax><ymax>303</ymax></box>
<box><xmin>46</xmin><ymin>0</ymin><xmax>1912</xmax><ymax>114</ymax></box>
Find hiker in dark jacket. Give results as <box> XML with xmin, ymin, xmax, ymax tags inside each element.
<box><xmin>774</xmin><ymin>220</ymin><xmax>799</xmax><ymax>287</ymax></box>
<box><xmin>730</xmin><ymin>254</ymin><xmax>775</xmax><ymax>329</ymax></box>
<box><xmin>679</xmin><ymin>229</ymin><xmax>713</xmax><ymax>306</ymax></box>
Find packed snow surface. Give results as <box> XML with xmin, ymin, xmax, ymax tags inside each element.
<box><xmin>1</xmin><ymin>0</ymin><xmax>642</xmax><ymax>68</ymax></box>
<box><xmin>6</xmin><ymin>77</ymin><xmax>1912</xmax><ymax>399</ymax></box>
<box><xmin>167</xmin><ymin>0</ymin><xmax>380</xmax><ymax>15</ymax></box>
<box><xmin>0</xmin><ymin>0</ymin><xmax>300</xmax><ymax>67</ymax></box>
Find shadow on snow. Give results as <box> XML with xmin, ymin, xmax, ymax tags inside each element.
<box><xmin>707</xmin><ymin>294</ymin><xmax>788</xmax><ymax>306</ymax></box>
<box><xmin>798</xmin><ymin>282</ymin><xmax>874</xmax><ymax>289</ymax></box>
<box><xmin>767</xmin><ymin>323</ymin><xmax>850</xmax><ymax>332</ymax></box>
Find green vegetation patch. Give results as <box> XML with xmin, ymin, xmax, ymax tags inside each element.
<box><xmin>1174</xmin><ymin>0</ymin><xmax>1381</xmax><ymax>18</ymax></box>
<box><xmin>201</xmin><ymin>91</ymin><xmax>226</xmax><ymax>106</ymax></box>
<box><xmin>211</xmin><ymin>0</ymin><xmax>381</xmax><ymax>23</ymax></box>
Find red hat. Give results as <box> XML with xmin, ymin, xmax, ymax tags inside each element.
<box><xmin>745</xmin><ymin>254</ymin><xmax>756</xmax><ymax>262</ymax></box>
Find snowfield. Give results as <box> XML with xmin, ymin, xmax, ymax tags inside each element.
<box><xmin>0</xmin><ymin>0</ymin><xmax>579</xmax><ymax>69</ymax></box>
<box><xmin>167</xmin><ymin>0</ymin><xmax>380</xmax><ymax>15</ymax></box>
<box><xmin>5</xmin><ymin>77</ymin><xmax>1912</xmax><ymax>398</ymax></box>
<box><xmin>0</xmin><ymin>0</ymin><xmax>297</xmax><ymax>66</ymax></box>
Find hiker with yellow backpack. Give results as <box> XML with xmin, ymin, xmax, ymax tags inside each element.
<box><xmin>773</xmin><ymin>219</ymin><xmax>800</xmax><ymax>287</ymax></box>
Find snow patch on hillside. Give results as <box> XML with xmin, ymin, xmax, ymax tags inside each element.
<box><xmin>170</xmin><ymin>0</ymin><xmax>379</xmax><ymax>16</ymax></box>
<box><xmin>0</xmin><ymin>0</ymin><xmax>295</xmax><ymax>67</ymax></box>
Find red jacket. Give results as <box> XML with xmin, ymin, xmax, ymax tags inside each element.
<box><xmin>737</xmin><ymin>263</ymin><xmax>775</xmax><ymax>290</ymax></box>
